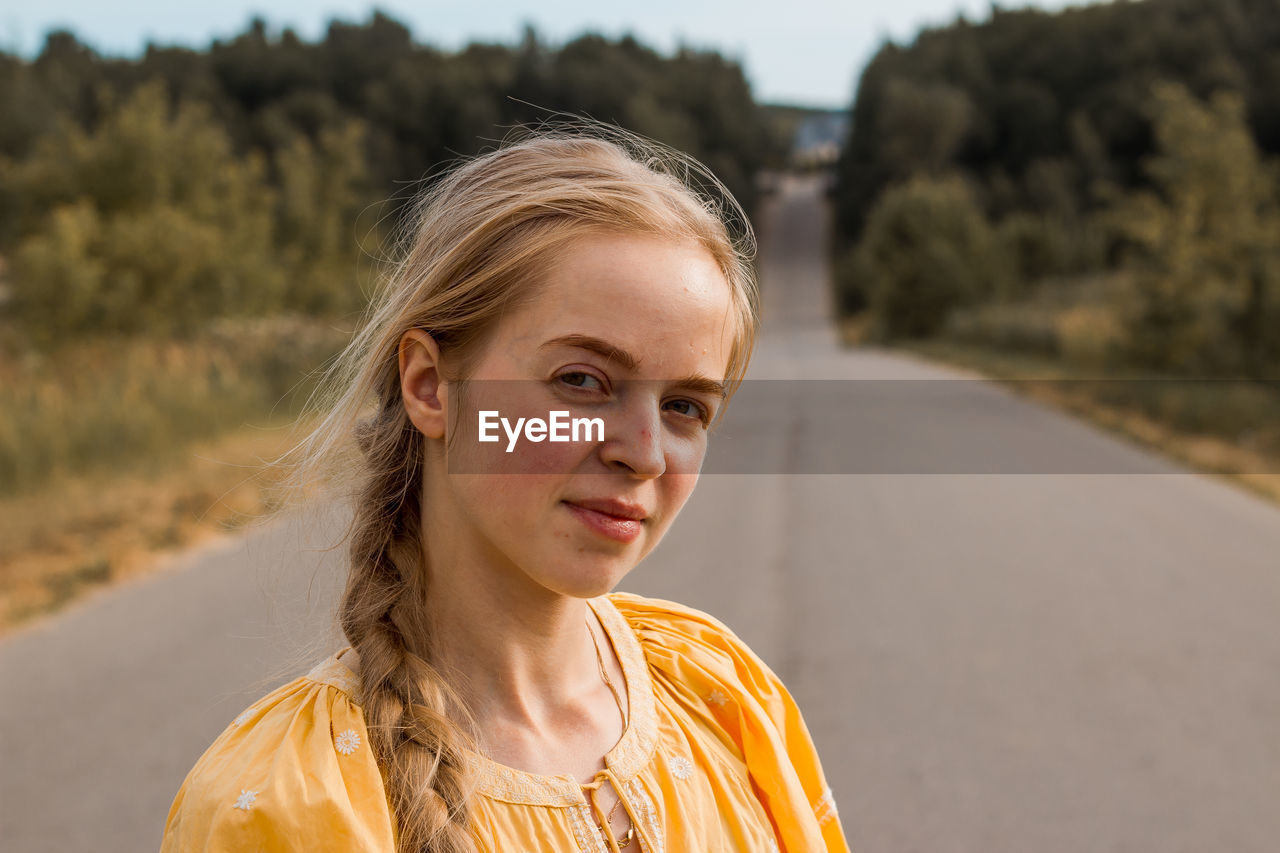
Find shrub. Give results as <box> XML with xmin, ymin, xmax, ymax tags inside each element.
<box><xmin>853</xmin><ymin>174</ymin><xmax>1006</xmax><ymax>337</ymax></box>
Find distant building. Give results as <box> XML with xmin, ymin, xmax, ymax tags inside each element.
<box><xmin>792</xmin><ymin>111</ymin><xmax>849</xmax><ymax>169</ymax></box>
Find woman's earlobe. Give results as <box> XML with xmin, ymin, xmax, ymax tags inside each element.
<box><xmin>399</xmin><ymin>329</ymin><xmax>449</xmax><ymax>440</ymax></box>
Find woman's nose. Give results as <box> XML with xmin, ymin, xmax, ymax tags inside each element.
<box><xmin>598</xmin><ymin>396</ymin><xmax>666</xmax><ymax>478</ymax></box>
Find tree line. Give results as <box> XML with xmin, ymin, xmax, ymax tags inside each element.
<box><xmin>0</xmin><ymin>13</ymin><xmax>779</xmax><ymax>348</ymax></box>
<box><xmin>832</xmin><ymin>0</ymin><xmax>1280</xmax><ymax>377</ymax></box>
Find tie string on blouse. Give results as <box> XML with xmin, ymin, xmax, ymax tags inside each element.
<box><xmin>580</xmin><ymin>766</ymin><xmax>656</xmax><ymax>853</ymax></box>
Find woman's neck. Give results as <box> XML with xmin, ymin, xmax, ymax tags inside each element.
<box><xmin>421</xmin><ymin>565</ymin><xmax>607</xmax><ymax>730</ymax></box>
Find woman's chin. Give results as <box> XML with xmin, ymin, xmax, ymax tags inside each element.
<box><xmin>539</xmin><ymin>561</ymin><xmax>633</xmax><ymax>600</ymax></box>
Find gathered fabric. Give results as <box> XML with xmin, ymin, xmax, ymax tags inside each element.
<box><xmin>160</xmin><ymin>591</ymin><xmax>850</xmax><ymax>852</ymax></box>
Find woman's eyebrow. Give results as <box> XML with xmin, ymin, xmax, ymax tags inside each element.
<box><xmin>538</xmin><ymin>333</ymin><xmax>727</xmax><ymax>398</ymax></box>
<box><xmin>676</xmin><ymin>375</ymin><xmax>729</xmax><ymax>400</ymax></box>
<box><xmin>540</xmin><ymin>333</ymin><xmax>640</xmax><ymax>371</ymax></box>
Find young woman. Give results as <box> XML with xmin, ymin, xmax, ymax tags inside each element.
<box><xmin>160</xmin><ymin>130</ymin><xmax>848</xmax><ymax>853</ymax></box>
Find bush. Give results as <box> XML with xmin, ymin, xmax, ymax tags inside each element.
<box><xmin>1054</xmin><ymin>304</ymin><xmax>1124</xmax><ymax>367</ymax></box>
<box><xmin>853</xmin><ymin>174</ymin><xmax>1007</xmax><ymax>337</ymax></box>
<box><xmin>944</xmin><ymin>301</ymin><xmax>1060</xmax><ymax>355</ymax></box>
<box><xmin>997</xmin><ymin>212</ymin><xmax>1070</xmax><ymax>292</ymax></box>
<box><xmin>831</xmin><ymin>246</ymin><xmax>871</xmax><ymax>316</ymax></box>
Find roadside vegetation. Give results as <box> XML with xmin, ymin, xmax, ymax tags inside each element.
<box><xmin>831</xmin><ymin>0</ymin><xmax>1280</xmax><ymax>498</ymax></box>
<box><xmin>0</xmin><ymin>14</ymin><xmax>783</xmax><ymax>632</ymax></box>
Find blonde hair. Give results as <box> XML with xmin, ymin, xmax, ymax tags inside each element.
<box><xmin>287</xmin><ymin>126</ymin><xmax>759</xmax><ymax>852</ymax></box>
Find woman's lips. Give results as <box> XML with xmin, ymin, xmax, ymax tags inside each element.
<box><xmin>562</xmin><ymin>501</ymin><xmax>644</xmax><ymax>543</ymax></box>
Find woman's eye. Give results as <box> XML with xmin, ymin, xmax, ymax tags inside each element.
<box><xmin>557</xmin><ymin>371</ymin><xmax>604</xmax><ymax>391</ymax></box>
<box><xmin>664</xmin><ymin>398</ymin><xmax>711</xmax><ymax>426</ymax></box>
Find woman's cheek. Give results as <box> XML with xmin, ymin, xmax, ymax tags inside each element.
<box><xmin>502</xmin><ymin>430</ymin><xmax>589</xmax><ymax>476</ymax></box>
<box><xmin>664</xmin><ymin>430</ymin><xmax>709</xmax><ymax>477</ymax></box>
<box><xmin>662</xmin><ymin>470</ymin><xmax>701</xmax><ymax>514</ymax></box>
<box><xmin>451</xmin><ymin>388</ymin><xmax>588</xmax><ymax>475</ymax></box>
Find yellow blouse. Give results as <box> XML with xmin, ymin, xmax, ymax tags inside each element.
<box><xmin>160</xmin><ymin>592</ymin><xmax>850</xmax><ymax>852</ymax></box>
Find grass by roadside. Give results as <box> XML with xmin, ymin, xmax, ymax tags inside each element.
<box><xmin>0</xmin><ymin>419</ymin><xmax>312</xmax><ymax>633</ymax></box>
<box><xmin>0</xmin><ymin>316</ymin><xmax>352</xmax><ymax>635</ymax></box>
<box><xmin>0</xmin><ymin>316</ymin><xmax>348</xmax><ymax>496</ymax></box>
<box><xmin>839</xmin><ymin>320</ymin><xmax>1280</xmax><ymax>506</ymax></box>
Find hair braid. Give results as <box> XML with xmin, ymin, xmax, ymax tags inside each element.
<box><xmin>341</xmin><ymin>402</ymin><xmax>480</xmax><ymax>853</ymax></box>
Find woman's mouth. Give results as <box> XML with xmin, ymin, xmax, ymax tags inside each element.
<box><xmin>562</xmin><ymin>501</ymin><xmax>645</xmax><ymax>543</ymax></box>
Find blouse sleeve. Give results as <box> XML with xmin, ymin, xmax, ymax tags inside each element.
<box><xmin>611</xmin><ymin>591</ymin><xmax>851</xmax><ymax>853</ymax></box>
<box><xmin>159</xmin><ymin>675</ymin><xmax>397</xmax><ymax>852</ymax></box>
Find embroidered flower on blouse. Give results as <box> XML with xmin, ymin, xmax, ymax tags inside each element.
<box><xmin>669</xmin><ymin>755</ymin><xmax>694</xmax><ymax>780</ymax></box>
<box><xmin>705</xmin><ymin>689</ymin><xmax>729</xmax><ymax>707</ymax></box>
<box><xmin>813</xmin><ymin>786</ymin><xmax>838</xmax><ymax>825</ymax></box>
<box><xmin>334</xmin><ymin>729</ymin><xmax>361</xmax><ymax>755</ymax></box>
<box><xmin>233</xmin><ymin>789</ymin><xmax>258</xmax><ymax>811</ymax></box>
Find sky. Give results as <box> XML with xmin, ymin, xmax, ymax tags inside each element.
<box><xmin>3</xmin><ymin>0</ymin><xmax>1106</xmax><ymax>108</ymax></box>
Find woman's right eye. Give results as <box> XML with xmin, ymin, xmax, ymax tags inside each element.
<box><xmin>557</xmin><ymin>371</ymin><xmax>604</xmax><ymax>391</ymax></box>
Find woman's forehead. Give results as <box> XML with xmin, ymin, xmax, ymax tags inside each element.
<box><xmin>490</xmin><ymin>232</ymin><xmax>735</xmax><ymax>367</ymax></box>
<box><xmin>546</xmin><ymin>233</ymin><xmax>729</xmax><ymax>319</ymax></box>
<box><xmin>506</xmin><ymin>315</ymin><xmax>735</xmax><ymax>376</ymax></box>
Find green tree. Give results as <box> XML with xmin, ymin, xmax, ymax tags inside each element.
<box><xmin>275</xmin><ymin>119</ymin><xmax>371</xmax><ymax>313</ymax></box>
<box><xmin>1104</xmin><ymin>82</ymin><xmax>1280</xmax><ymax>373</ymax></box>
<box><xmin>1</xmin><ymin>14</ymin><xmax>776</xmax><ymax>349</ymax></box>
<box><xmin>9</xmin><ymin>80</ymin><xmax>281</xmax><ymax>342</ymax></box>
<box><xmin>833</xmin><ymin>0</ymin><xmax>1280</xmax><ymax>247</ymax></box>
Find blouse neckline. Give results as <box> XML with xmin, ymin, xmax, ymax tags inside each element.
<box><xmin>305</xmin><ymin>593</ymin><xmax>658</xmax><ymax>807</ymax></box>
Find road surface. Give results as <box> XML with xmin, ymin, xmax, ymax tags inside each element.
<box><xmin>3</xmin><ymin>175</ymin><xmax>1280</xmax><ymax>852</ymax></box>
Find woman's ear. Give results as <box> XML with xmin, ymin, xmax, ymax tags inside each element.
<box><xmin>399</xmin><ymin>329</ymin><xmax>450</xmax><ymax>440</ymax></box>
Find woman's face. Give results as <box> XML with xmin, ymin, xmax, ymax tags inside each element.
<box><xmin>403</xmin><ymin>231</ymin><xmax>736</xmax><ymax>600</ymax></box>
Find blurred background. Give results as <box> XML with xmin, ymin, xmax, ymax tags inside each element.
<box><xmin>3</xmin><ymin>1</ymin><xmax>1280</xmax><ymax>851</ymax></box>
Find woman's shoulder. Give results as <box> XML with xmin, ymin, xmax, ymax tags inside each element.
<box><xmin>159</xmin><ymin>652</ymin><xmax>396</xmax><ymax>852</ymax></box>
<box><xmin>605</xmin><ymin>590</ymin><xmax>776</xmax><ymax>680</ymax></box>
<box><xmin>606</xmin><ymin>591</ymin><xmax>850</xmax><ymax>852</ymax></box>
<box><xmin>605</xmin><ymin>589</ymin><xmax>805</xmax><ymax>726</ymax></box>
<box><xmin>605</xmin><ymin>589</ymin><xmax>743</xmax><ymax>637</ymax></box>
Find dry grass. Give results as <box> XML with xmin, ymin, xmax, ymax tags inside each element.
<box><xmin>890</xmin><ymin>337</ymin><xmax>1280</xmax><ymax>506</ymax></box>
<box><xmin>0</xmin><ymin>420</ymin><xmax>309</xmax><ymax>633</ymax></box>
<box><xmin>0</xmin><ymin>317</ymin><xmax>348</xmax><ymax>496</ymax></box>
<box><xmin>0</xmin><ymin>315</ymin><xmax>352</xmax><ymax>634</ymax></box>
<box><xmin>837</xmin><ymin>313</ymin><xmax>873</xmax><ymax>346</ymax></box>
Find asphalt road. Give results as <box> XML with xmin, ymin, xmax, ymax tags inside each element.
<box><xmin>3</xmin><ymin>175</ymin><xmax>1280</xmax><ymax>852</ymax></box>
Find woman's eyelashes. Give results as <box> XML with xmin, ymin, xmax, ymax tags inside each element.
<box><xmin>663</xmin><ymin>397</ymin><xmax>712</xmax><ymax>427</ymax></box>
<box><xmin>556</xmin><ymin>370</ymin><xmax>605</xmax><ymax>392</ymax></box>
<box><xmin>552</xmin><ymin>370</ymin><xmax>712</xmax><ymax>428</ymax></box>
